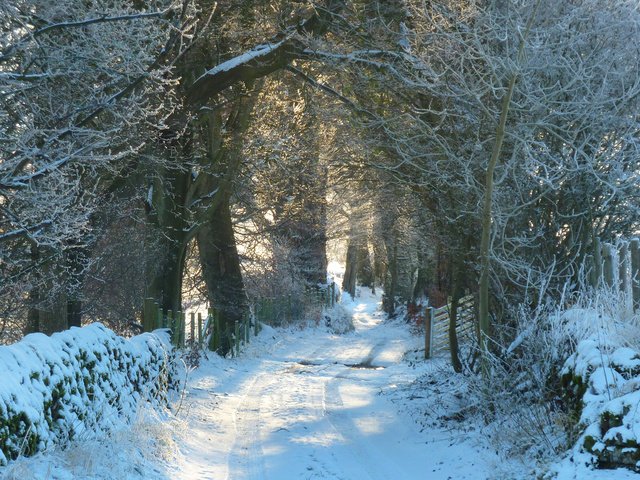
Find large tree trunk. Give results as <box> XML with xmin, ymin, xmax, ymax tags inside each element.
<box><xmin>25</xmin><ymin>294</ymin><xmax>41</xmax><ymax>335</ymax></box>
<box><xmin>146</xmin><ymin>235</ymin><xmax>186</xmax><ymax>314</ymax></box>
<box><xmin>371</xmin><ymin>242</ymin><xmax>386</xmax><ymax>293</ymax></box>
<box><xmin>24</xmin><ymin>246</ymin><xmax>70</xmax><ymax>335</ymax></box>
<box><xmin>343</xmin><ymin>238</ymin><xmax>358</xmax><ymax>298</ymax></box>
<box><xmin>198</xmin><ymin>197</ymin><xmax>248</xmax><ymax>356</ymax></box>
<box><xmin>145</xmin><ymin>164</ymin><xmax>190</xmax><ymax>314</ymax></box>
<box><xmin>357</xmin><ymin>244</ymin><xmax>374</xmax><ymax>289</ymax></box>
<box><xmin>37</xmin><ymin>292</ymin><xmax>68</xmax><ymax>335</ymax></box>
<box><xmin>383</xmin><ymin>231</ymin><xmax>399</xmax><ymax>315</ymax></box>
<box><xmin>64</xmin><ymin>242</ymin><xmax>88</xmax><ymax>328</ymax></box>
<box><xmin>299</xmin><ymin>190</ymin><xmax>328</xmax><ymax>285</ymax></box>
<box><xmin>67</xmin><ymin>299</ymin><xmax>82</xmax><ymax>328</ymax></box>
<box><xmin>292</xmin><ymin>154</ymin><xmax>328</xmax><ymax>287</ymax></box>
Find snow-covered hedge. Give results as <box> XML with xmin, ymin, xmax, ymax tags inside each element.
<box><xmin>562</xmin><ymin>337</ymin><xmax>640</xmax><ymax>471</ymax></box>
<box><xmin>0</xmin><ymin>324</ymin><xmax>179</xmax><ymax>465</ymax></box>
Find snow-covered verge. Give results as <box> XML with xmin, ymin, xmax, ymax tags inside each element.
<box><xmin>393</xmin><ymin>294</ymin><xmax>640</xmax><ymax>480</ymax></box>
<box><xmin>0</xmin><ymin>324</ymin><xmax>180</xmax><ymax>466</ymax></box>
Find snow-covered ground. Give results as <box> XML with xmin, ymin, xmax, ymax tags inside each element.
<box><xmin>166</xmin><ymin>289</ymin><xmax>502</xmax><ymax>480</ymax></box>
<box><xmin>4</xmin><ymin>289</ymin><xmax>639</xmax><ymax>479</ymax></box>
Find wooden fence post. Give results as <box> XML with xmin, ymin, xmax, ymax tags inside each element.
<box><xmin>603</xmin><ymin>243</ymin><xmax>615</xmax><ymax>288</ymax></box>
<box><xmin>620</xmin><ymin>242</ymin><xmax>630</xmax><ymax>302</ymax></box>
<box><xmin>631</xmin><ymin>239</ymin><xmax>640</xmax><ymax>311</ymax></box>
<box><xmin>167</xmin><ymin>310</ymin><xmax>174</xmax><ymax>345</ymax></box>
<box><xmin>156</xmin><ymin>303</ymin><xmax>163</xmax><ymax>330</ymax></box>
<box><xmin>190</xmin><ymin>313</ymin><xmax>195</xmax><ymax>344</ymax></box>
<box><xmin>594</xmin><ymin>237</ymin><xmax>603</xmax><ymax>287</ymax></box>
<box><xmin>179</xmin><ymin>311</ymin><xmax>185</xmax><ymax>348</ymax></box>
<box><xmin>424</xmin><ymin>307</ymin><xmax>433</xmax><ymax>359</ymax></box>
<box><xmin>332</xmin><ymin>282</ymin><xmax>337</xmax><ymax>307</ymax></box>
<box><xmin>197</xmin><ymin>312</ymin><xmax>203</xmax><ymax>345</ymax></box>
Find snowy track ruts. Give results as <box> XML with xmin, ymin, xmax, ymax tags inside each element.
<box><xmin>322</xmin><ymin>367</ymin><xmax>408</xmax><ymax>480</ymax></box>
<box><xmin>227</xmin><ymin>373</ymin><xmax>269</xmax><ymax>480</ymax></box>
<box><xmin>172</xmin><ymin>291</ymin><xmax>498</xmax><ymax>480</ymax></box>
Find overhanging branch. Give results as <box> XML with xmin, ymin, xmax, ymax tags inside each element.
<box><xmin>284</xmin><ymin>65</ymin><xmax>377</xmax><ymax>120</ymax></box>
<box><xmin>185</xmin><ymin>0</ymin><xmax>345</xmax><ymax>106</ymax></box>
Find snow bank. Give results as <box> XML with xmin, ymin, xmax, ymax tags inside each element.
<box><xmin>0</xmin><ymin>324</ymin><xmax>179</xmax><ymax>465</ymax></box>
<box><xmin>323</xmin><ymin>302</ymin><xmax>354</xmax><ymax>334</ymax></box>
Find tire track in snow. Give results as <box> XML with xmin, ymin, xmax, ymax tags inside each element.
<box><xmin>321</xmin><ymin>338</ymin><xmax>414</xmax><ymax>480</ymax></box>
<box><xmin>227</xmin><ymin>373</ymin><xmax>270</xmax><ymax>480</ymax></box>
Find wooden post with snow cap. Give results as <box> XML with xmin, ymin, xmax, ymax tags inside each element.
<box><xmin>602</xmin><ymin>243</ymin><xmax>615</xmax><ymax>289</ymax></box>
<box><xmin>167</xmin><ymin>310</ymin><xmax>174</xmax><ymax>344</ymax></box>
<box><xmin>631</xmin><ymin>239</ymin><xmax>640</xmax><ymax>311</ymax></box>
<box><xmin>620</xmin><ymin>242</ymin><xmax>630</xmax><ymax>305</ymax></box>
<box><xmin>424</xmin><ymin>307</ymin><xmax>434</xmax><ymax>359</ymax></box>
<box><xmin>155</xmin><ymin>303</ymin><xmax>163</xmax><ymax>330</ymax></box>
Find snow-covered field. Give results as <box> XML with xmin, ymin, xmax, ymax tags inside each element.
<box><xmin>3</xmin><ymin>290</ymin><xmax>639</xmax><ymax>479</ymax></box>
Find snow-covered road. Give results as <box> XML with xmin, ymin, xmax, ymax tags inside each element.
<box><xmin>171</xmin><ymin>292</ymin><xmax>496</xmax><ymax>480</ymax></box>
